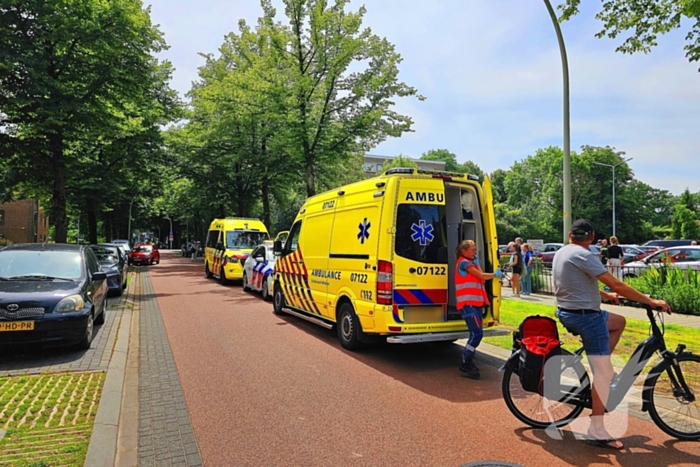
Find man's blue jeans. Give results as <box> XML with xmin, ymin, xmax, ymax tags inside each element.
<box><xmin>460</xmin><ymin>305</ymin><xmax>484</xmax><ymax>360</ymax></box>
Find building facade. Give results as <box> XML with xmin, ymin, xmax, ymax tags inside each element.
<box><xmin>363</xmin><ymin>154</ymin><xmax>446</xmax><ymax>177</ymax></box>
<box><xmin>0</xmin><ymin>199</ymin><xmax>50</xmax><ymax>244</ymax></box>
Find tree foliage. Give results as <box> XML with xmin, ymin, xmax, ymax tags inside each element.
<box><xmin>420</xmin><ymin>149</ymin><xmax>485</xmax><ymax>181</ymax></box>
<box><xmin>261</xmin><ymin>0</ymin><xmax>422</xmax><ymax>197</ymax></box>
<box><xmin>0</xmin><ymin>0</ymin><xmax>177</xmax><ymax>242</ymax></box>
<box><xmin>558</xmin><ymin>0</ymin><xmax>700</xmax><ymax>69</ymax></box>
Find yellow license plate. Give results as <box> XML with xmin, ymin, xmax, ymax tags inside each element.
<box><xmin>402</xmin><ymin>306</ymin><xmax>445</xmax><ymax>324</ymax></box>
<box><xmin>0</xmin><ymin>321</ymin><xmax>35</xmax><ymax>331</ymax></box>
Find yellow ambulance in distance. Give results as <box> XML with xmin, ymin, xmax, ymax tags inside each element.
<box><xmin>272</xmin><ymin>167</ymin><xmax>504</xmax><ymax>350</ymax></box>
<box><xmin>204</xmin><ymin>218</ymin><xmax>270</xmax><ymax>285</ymax></box>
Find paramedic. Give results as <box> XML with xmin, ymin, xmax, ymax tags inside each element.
<box><xmin>454</xmin><ymin>240</ymin><xmax>502</xmax><ymax>379</ymax></box>
<box><xmin>552</xmin><ymin>219</ymin><xmax>670</xmax><ymax>450</ymax></box>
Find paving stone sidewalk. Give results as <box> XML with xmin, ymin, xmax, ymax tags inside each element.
<box><xmin>136</xmin><ymin>268</ymin><xmax>203</xmax><ymax>467</ymax></box>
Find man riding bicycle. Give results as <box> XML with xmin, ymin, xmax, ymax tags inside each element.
<box><xmin>552</xmin><ymin>219</ymin><xmax>671</xmax><ymax>450</ymax></box>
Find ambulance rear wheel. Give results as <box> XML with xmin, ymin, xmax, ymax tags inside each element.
<box><xmin>273</xmin><ymin>282</ymin><xmax>286</xmax><ymax>315</ymax></box>
<box><xmin>337</xmin><ymin>302</ymin><xmax>363</xmax><ymax>351</ymax></box>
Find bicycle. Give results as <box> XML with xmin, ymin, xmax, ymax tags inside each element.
<box><xmin>500</xmin><ymin>265</ymin><xmax>512</xmax><ymax>288</ymax></box>
<box><xmin>500</xmin><ymin>304</ymin><xmax>700</xmax><ymax>440</ymax></box>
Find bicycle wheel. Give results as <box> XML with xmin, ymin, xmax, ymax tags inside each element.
<box><xmin>502</xmin><ymin>348</ymin><xmax>589</xmax><ymax>429</ymax></box>
<box><xmin>647</xmin><ymin>353</ymin><xmax>700</xmax><ymax>440</ymax></box>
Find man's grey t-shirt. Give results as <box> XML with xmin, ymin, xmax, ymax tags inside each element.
<box><xmin>552</xmin><ymin>244</ymin><xmax>608</xmax><ymax>310</ymax></box>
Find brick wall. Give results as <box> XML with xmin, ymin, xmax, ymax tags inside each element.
<box><xmin>0</xmin><ymin>200</ymin><xmax>49</xmax><ymax>244</ymax></box>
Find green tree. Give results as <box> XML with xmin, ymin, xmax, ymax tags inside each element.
<box><xmin>378</xmin><ymin>154</ymin><xmax>418</xmax><ymax>174</ymax></box>
<box><xmin>558</xmin><ymin>0</ymin><xmax>700</xmax><ymax>68</ymax></box>
<box><xmin>420</xmin><ymin>149</ymin><xmax>460</xmax><ymax>172</ymax></box>
<box><xmin>0</xmin><ymin>0</ymin><xmax>175</xmax><ymax>242</ymax></box>
<box><xmin>672</xmin><ymin>204</ymin><xmax>700</xmax><ymax>239</ymax></box>
<box><xmin>490</xmin><ymin>169</ymin><xmax>509</xmax><ymax>204</ymax></box>
<box><xmin>263</xmin><ymin>0</ymin><xmax>423</xmax><ymax>196</ymax></box>
<box><xmin>679</xmin><ymin>188</ymin><xmax>699</xmax><ymax>214</ymax></box>
<box><xmin>420</xmin><ymin>149</ymin><xmax>485</xmax><ymax>181</ymax></box>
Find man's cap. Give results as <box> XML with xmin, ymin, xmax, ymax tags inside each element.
<box><xmin>571</xmin><ymin>219</ymin><xmax>594</xmax><ymax>236</ymax></box>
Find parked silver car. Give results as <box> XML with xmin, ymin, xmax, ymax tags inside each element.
<box><xmin>622</xmin><ymin>246</ymin><xmax>700</xmax><ymax>277</ymax></box>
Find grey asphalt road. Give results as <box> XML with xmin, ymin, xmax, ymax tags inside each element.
<box><xmin>147</xmin><ymin>252</ymin><xmax>700</xmax><ymax>467</ymax></box>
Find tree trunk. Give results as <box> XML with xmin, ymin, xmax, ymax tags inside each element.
<box><xmin>262</xmin><ymin>181</ymin><xmax>271</xmax><ymax>228</ymax></box>
<box><xmin>50</xmin><ymin>132</ymin><xmax>68</xmax><ymax>243</ymax></box>
<box><xmin>305</xmin><ymin>161</ymin><xmax>316</xmax><ymax>197</ymax></box>
<box><xmin>87</xmin><ymin>199</ymin><xmax>98</xmax><ymax>245</ymax></box>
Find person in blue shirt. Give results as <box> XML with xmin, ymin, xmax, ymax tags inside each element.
<box><xmin>521</xmin><ymin>243</ymin><xmax>534</xmax><ymax>295</ymax></box>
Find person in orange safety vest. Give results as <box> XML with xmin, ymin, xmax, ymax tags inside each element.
<box><xmin>455</xmin><ymin>239</ymin><xmax>502</xmax><ymax>379</ymax></box>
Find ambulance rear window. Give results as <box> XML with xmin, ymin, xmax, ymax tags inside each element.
<box><xmin>225</xmin><ymin>231</ymin><xmax>269</xmax><ymax>249</ymax></box>
<box><xmin>395</xmin><ymin>204</ymin><xmax>447</xmax><ymax>264</ymax></box>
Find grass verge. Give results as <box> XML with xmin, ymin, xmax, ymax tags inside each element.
<box><xmin>484</xmin><ymin>299</ymin><xmax>700</xmax><ymax>368</ymax></box>
<box><xmin>0</xmin><ymin>372</ymin><xmax>106</xmax><ymax>467</ymax></box>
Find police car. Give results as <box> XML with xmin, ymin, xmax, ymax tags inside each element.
<box><xmin>241</xmin><ymin>241</ymin><xmax>277</xmax><ymax>300</ymax></box>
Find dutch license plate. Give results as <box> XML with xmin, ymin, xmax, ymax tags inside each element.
<box><xmin>402</xmin><ymin>306</ymin><xmax>445</xmax><ymax>324</ymax></box>
<box><xmin>0</xmin><ymin>321</ymin><xmax>35</xmax><ymax>331</ymax></box>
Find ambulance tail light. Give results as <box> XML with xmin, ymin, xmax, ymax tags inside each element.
<box><xmin>377</xmin><ymin>260</ymin><xmax>393</xmax><ymax>305</ymax></box>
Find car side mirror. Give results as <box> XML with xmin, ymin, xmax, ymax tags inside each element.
<box><xmin>273</xmin><ymin>240</ymin><xmax>283</xmax><ymax>255</ymax></box>
<box><xmin>216</xmin><ymin>241</ymin><xmax>223</xmax><ymax>250</ymax></box>
<box><xmin>92</xmin><ymin>271</ymin><xmax>107</xmax><ymax>281</ymax></box>
<box><xmin>255</xmin><ymin>256</ymin><xmax>265</xmax><ymax>262</ymax></box>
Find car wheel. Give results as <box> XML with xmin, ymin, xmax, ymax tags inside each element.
<box><xmin>242</xmin><ymin>272</ymin><xmax>250</xmax><ymax>291</ymax></box>
<box><xmin>337</xmin><ymin>302</ymin><xmax>363</xmax><ymax>350</ymax></box>
<box><xmin>95</xmin><ymin>297</ymin><xmax>106</xmax><ymax>325</ymax></box>
<box><xmin>273</xmin><ymin>282</ymin><xmax>286</xmax><ymax>315</ymax></box>
<box><xmin>219</xmin><ymin>265</ymin><xmax>230</xmax><ymax>285</ymax></box>
<box><xmin>77</xmin><ymin>312</ymin><xmax>95</xmax><ymax>350</ymax></box>
<box><xmin>261</xmin><ymin>277</ymin><xmax>271</xmax><ymax>301</ymax></box>
<box><xmin>205</xmin><ymin>262</ymin><xmax>213</xmax><ymax>278</ymax></box>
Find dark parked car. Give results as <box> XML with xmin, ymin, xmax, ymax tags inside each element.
<box><xmin>620</xmin><ymin>245</ymin><xmax>646</xmax><ymax>263</ymax></box>
<box><xmin>642</xmin><ymin>239</ymin><xmax>698</xmax><ymax>249</ymax></box>
<box><xmin>91</xmin><ymin>244</ymin><xmax>128</xmax><ymax>296</ymax></box>
<box><xmin>538</xmin><ymin>243</ymin><xmax>564</xmax><ymax>267</ymax></box>
<box><xmin>0</xmin><ymin>243</ymin><xmax>108</xmax><ymax>349</ymax></box>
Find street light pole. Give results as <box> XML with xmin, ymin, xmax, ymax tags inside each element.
<box><xmin>594</xmin><ymin>158</ymin><xmax>633</xmax><ymax>237</ymax></box>
<box><xmin>128</xmin><ymin>196</ymin><xmax>136</xmax><ymax>246</ymax></box>
<box><xmin>543</xmin><ymin>0</ymin><xmax>572</xmax><ymax>242</ymax></box>
<box><xmin>165</xmin><ymin>215</ymin><xmax>173</xmax><ymax>250</ymax></box>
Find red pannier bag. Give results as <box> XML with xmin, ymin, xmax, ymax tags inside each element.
<box><xmin>516</xmin><ymin>316</ymin><xmax>561</xmax><ymax>394</ymax></box>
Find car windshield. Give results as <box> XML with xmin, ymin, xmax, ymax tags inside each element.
<box><xmin>225</xmin><ymin>231</ymin><xmax>269</xmax><ymax>249</ymax></box>
<box><xmin>0</xmin><ymin>250</ymin><xmax>83</xmax><ymax>280</ymax></box>
<box><xmin>132</xmin><ymin>246</ymin><xmax>152</xmax><ymax>253</ymax></box>
<box><xmin>91</xmin><ymin>246</ymin><xmax>119</xmax><ymax>262</ymax></box>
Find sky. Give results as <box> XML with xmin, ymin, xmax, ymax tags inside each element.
<box><xmin>145</xmin><ymin>0</ymin><xmax>700</xmax><ymax>195</ymax></box>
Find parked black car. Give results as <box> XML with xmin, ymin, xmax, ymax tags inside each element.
<box><xmin>91</xmin><ymin>244</ymin><xmax>128</xmax><ymax>296</ymax></box>
<box><xmin>0</xmin><ymin>243</ymin><xmax>108</xmax><ymax>349</ymax></box>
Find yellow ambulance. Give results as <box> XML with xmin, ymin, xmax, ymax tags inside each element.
<box><xmin>204</xmin><ymin>218</ymin><xmax>270</xmax><ymax>285</ymax></box>
<box><xmin>272</xmin><ymin>167</ymin><xmax>504</xmax><ymax>350</ymax></box>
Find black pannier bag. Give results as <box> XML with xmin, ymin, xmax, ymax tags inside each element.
<box><xmin>514</xmin><ymin>315</ymin><xmax>561</xmax><ymax>394</ymax></box>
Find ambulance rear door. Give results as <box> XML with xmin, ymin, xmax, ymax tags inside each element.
<box><xmin>392</xmin><ymin>178</ymin><xmax>449</xmax><ymax>325</ymax></box>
